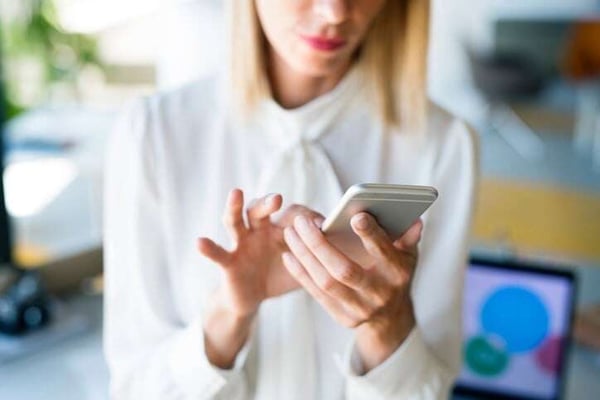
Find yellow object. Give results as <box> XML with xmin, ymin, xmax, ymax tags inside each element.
<box><xmin>12</xmin><ymin>243</ymin><xmax>51</xmax><ymax>269</ymax></box>
<box><xmin>473</xmin><ymin>178</ymin><xmax>600</xmax><ymax>263</ymax></box>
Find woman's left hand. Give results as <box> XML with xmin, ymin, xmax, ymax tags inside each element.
<box><xmin>282</xmin><ymin>212</ymin><xmax>423</xmax><ymax>373</ymax></box>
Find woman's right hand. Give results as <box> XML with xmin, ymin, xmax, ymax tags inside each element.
<box><xmin>197</xmin><ymin>188</ymin><xmax>323</xmax><ymax>368</ymax></box>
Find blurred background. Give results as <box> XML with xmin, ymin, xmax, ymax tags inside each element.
<box><xmin>0</xmin><ymin>0</ymin><xmax>599</xmax><ymax>399</ymax></box>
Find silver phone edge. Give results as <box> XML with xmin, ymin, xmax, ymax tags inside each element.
<box><xmin>321</xmin><ymin>183</ymin><xmax>438</xmax><ymax>233</ymax></box>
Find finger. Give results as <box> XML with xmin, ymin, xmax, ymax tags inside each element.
<box><xmin>246</xmin><ymin>193</ymin><xmax>282</xmax><ymax>229</ymax></box>
<box><xmin>350</xmin><ymin>213</ymin><xmax>398</xmax><ymax>265</ymax></box>
<box><xmin>277</xmin><ymin>204</ymin><xmax>325</xmax><ymax>229</ymax></box>
<box><xmin>197</xmin><ymin>237</ymin><xmax>231</xmax><ymax>266</ymax></box>
<box><xmin>392</xmin><ymin>219</ymin><xmax>423</xmax><ymax>252</ymax></box>
<box><xmin>313</xmin><ymin>215</ymin><xmax>325</xmax><ymax>229</ymax></box>
<box><xmin>222</xmin><ymin>189</ymin><xmax>246</xmax><ymax>245</ymax></box>
<box><xmin>350</xmin><ymin>212</ymin><xmax>411</xmax><ymax>284</ymax></box>
<box><xmin>293</xmin><ymin>215</ymin><xmax>367</xmax><ymax>291</ymax></box>
<box><xmin>282</xmin><ymin>252</ymin><xmax>366</xmax><ymax>328</ymax></box>
<box><xmin>283</xmin><ymin>226</ymin><xmax>363</xmax><ymax>307</ymax></box>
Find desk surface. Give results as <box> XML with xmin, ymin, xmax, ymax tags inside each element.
<box><xmin>0</xmin><ymin>294</ymin><xmax>108</xmax><ymax>400</ymax></box>
<box><xmin>1</xmin><ymin>266</ymin><xmax>599</xmax><ymax>400</ymax></box>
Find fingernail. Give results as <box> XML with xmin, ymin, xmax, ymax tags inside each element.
<box><xmin>354</xmin><ymin>214</ymin><xmax>369</xmax><ymax>230</ymax></box>
<box><xmin>282</xmin><ymin>252</ymin><xmax>298</xmax><ymax>271</ymax></box>
<box><xmin>282</xmin><ymin>251</ymin><xmax>292</xmax><ymax>262</ymax></box>
<box><xmin>295</xmin><ymin>215</ymin><xmax>310</xmax><ymax>232</ymax></box>
<box><xmin>313</xmin><ymin>218</ymin><xmax>324</xmax><ymax>229</ymax></box>
<box><xmin>265</xmin><ymin>193</ymin><xmax>277</xmax><ymax>205</ymax></box>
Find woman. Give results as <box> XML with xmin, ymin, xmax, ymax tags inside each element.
<box><xmin>104</xmin><ymin>1</ymin><xmax>478</xmax><ymax>399</ymax></box>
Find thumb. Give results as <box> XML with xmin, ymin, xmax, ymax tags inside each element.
<box><xmin>197</xmin><ymin>237</ymin><xmax>231</xmax><ymax>266</ymax></box>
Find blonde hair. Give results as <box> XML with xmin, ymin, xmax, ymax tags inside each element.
<box><xmin>228</xmin><ymin>0</ymin><xmax>430</xmax><ymax>130</ymax></box>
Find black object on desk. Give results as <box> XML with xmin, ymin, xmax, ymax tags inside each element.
<box><xmin>0</xmin><ymin>268</ymin><xmax>51</xmax><ymax>335</ymax></box>
<box><xmin>468</xmin><ymin>50</ymin><xmax>545</xmax><ymax>102</ymax></box>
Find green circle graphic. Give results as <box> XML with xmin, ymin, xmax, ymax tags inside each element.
<box><xmin>465</xmin><ymin>335</ymin><xmax>510</xmax><ymax>377</ymax></box>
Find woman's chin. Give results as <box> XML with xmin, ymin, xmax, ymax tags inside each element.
<box><xmin>288</xmin><ymin>54</ymin><xmax>352</xmax><ymax>79</ymax></box>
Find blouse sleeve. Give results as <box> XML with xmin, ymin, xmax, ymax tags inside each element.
<box><xmin>339</xmin><ymin>119</ymin><xmax>479</xmax><ymax>399</ymax></box>
<box><xmin>103</xmin><ymin>98</ymin><xmax>251</xmax><ymax>400</ymax></box>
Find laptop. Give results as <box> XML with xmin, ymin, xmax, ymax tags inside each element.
<box><xmin>453</xmin><ymin>257</ymin><xmax>577</xmax><ymax>400</ymax></box>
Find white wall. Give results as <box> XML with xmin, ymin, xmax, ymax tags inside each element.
<box><xmin>156</xmin><ymin>0</ymin><xmax>225</xmax><ymax>90</ymax></box>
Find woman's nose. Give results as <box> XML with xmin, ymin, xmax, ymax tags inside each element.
<box><xmin>312</xmin><ymin>0</ymin><xmax>348</xmax><ymax>25</ymax></box>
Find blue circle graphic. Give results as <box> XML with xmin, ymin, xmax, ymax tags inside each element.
<box><xmin>480</xmin><ymin>286</ymin><xmax>549</xmax><ymax>353</ymax></box>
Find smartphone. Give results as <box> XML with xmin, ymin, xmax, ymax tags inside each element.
<box><xmin>321</xmin><ymin>183</ymin><xmax>438</xmax><ymax>266</ymax></box>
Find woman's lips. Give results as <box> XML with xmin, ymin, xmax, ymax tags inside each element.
<box><xmin>300</xmin><ymin>35</ymin><xmax>347</xmax><ymax>51</ymax></box>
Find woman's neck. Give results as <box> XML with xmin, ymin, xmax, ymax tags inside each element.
<box><xmin>267</xmin><ymin>50</ymin><xmax>351</xmax><ymax>109</ymax></box>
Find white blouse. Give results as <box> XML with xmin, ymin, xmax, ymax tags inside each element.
<box><xmin>103</xmin><ymin>69</ymin><xmax>478</xmax><ymax>400</ymax></box>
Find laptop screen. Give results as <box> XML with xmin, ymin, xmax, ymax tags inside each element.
<box><xmin>454</xmin><ymin>258</ymin><xmax>576</xmax><ymax>400</ymax></box>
